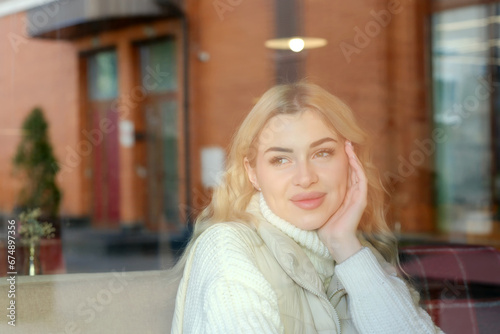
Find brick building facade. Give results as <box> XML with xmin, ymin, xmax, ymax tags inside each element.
<box><xmin>0</xmin><ymin>0</ymin><xmax>472</xmax><ymax>237</ymax></box>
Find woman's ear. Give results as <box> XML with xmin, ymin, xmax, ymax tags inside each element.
<box><xmin>244</xmin><ymin>157</ymin><xmax>260</xmax><ymax>191</ymax></box>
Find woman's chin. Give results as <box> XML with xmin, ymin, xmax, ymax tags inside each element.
<box><xmin>289</xmin><ymin>213</ymin><xmax>330</xmax><ymax>231</ymax></box>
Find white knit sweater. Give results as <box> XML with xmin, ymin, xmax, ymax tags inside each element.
<box><xmin>179</xmin><ymin>195</ymin><xmax>443</xmax><ymax>333</ymax></box>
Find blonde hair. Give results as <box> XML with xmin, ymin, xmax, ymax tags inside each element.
<box><xmin>168</xmin><ymin>82</ymin><xmax>398</xmax><ymax>280</ymax></box>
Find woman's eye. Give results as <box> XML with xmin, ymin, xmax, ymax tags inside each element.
<box><xmin>314</xmin><ymin>149</ymin><xmax>334</xmax><ymax>158</ymax></box>
<box><xmin>270</xmin><ymin>157</ymin><xmax>289</xmax><ymax>166</ymax></box>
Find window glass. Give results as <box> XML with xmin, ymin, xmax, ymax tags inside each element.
<box><xmin>87</xmin><ymin>50</ymin><xmax>118</xmax><ymax>101</ymax></box>
<box><xmin>140</xmin><ymin>38</ymin><xmax>182</xmax><ymax>233</ymax></box>
<box><xmin>144</xmin><ymin>100</ymin><xmax>180</xmax><ymax>230</ymax></box>
<box><xmin>161</xmin><ymin>100</ymin><xmax>180</xmax><ymax>225</ymax></box>
<box><xmin>2</xmin><ymin>1</ymin><xmax>500</xmax><ymax>333</ymax></box>
<box><xmin>140</xmin><ymin>39</ymin><xmax>177</xmax><ymax>92</ymax></box>
<box><xmin>432</xmin><ymin>5</ymin><xmax>496</xmax><ymax>236</ymax></box>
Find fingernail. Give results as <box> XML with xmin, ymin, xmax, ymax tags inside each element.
<box><xmin>346</xmin><ymin>140</ymin><xmax>352</xmax><ymax>146</ymax></box>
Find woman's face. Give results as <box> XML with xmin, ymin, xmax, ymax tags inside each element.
<box><xmin>245</xmin><ymin>110</ymin><xmax>350</xmax><ymax>230</ymax></box>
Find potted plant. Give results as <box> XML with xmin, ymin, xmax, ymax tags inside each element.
<box><xmin>12</xmin><ymin>107</ymin><xmax>62</xmax><ymax>275</ymax></box>
<box><xmin>18</xmin><ymin>208</ymin><xmax>56</xmax><ymax>275</ymax></box>
<box><xmin>12</xmin><ymin>107</ymin><xmax>61</xmax><ymax>218</ymax></box>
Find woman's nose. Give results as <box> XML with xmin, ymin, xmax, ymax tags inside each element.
<box><xmin>293</xmin><ymin>160</ymin><xmax>319</xmax><ymax>188</ymax></box>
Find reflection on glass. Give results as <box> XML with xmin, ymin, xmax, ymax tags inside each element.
<box><xmin>88</xmin><ymin>50</ymin><xmax>118</xmax><ymax>101</ymax></box>
<box><xmin>162</xmin><ymin>100</ymin><xmax>180</xmax><ymax>225</ymax></box>
<box><xmin>140</xmin><ymin>38</ymin><xmax>177</xmax><ymax>92</ymax></box>
<box><xmin>432</xmin><ymin>5</ymin><xmax>493</xmax><ymax>234</ymax></box>
<box><xmin>140</xmin><ymin>38</ymin><xmax>181</xmax><ymax>232</ymax></box>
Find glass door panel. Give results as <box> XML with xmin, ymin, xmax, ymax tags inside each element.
<box><xmin>432</xmin><ymin>5</ymin><xmax>493</xmax><ymax>234</ymax></box>
<box><xmin>138</xmin><ymin>38</ymin><xmax>182</xmax><ymax>231</ymax></box>
<box><xmin>86</xmin><ymin>50</ymin><xmax>120</xmax><ymax>227</ymax></box>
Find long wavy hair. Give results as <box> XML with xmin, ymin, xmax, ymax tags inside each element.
<box><xmin>168</xmin><ymin>82</ymin><xmax>398</xmax><ymax>281</ymax></box>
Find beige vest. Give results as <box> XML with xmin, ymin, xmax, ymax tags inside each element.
<box><xmin>172</xmin><ymin>198</ymin><xmax>397</xmax><ymax>333</ymax></box>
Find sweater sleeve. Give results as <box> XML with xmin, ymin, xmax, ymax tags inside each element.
<box><xmin>182</xmin><ymin>224</ymin><xmax>284</xmax><ymax>334</ymax></box>
<box><xmin>335</xmin><ymin>247</ymin><xmax>444</xmax><ymax>334</ymax></box>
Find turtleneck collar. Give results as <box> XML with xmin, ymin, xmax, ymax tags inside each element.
<box><xmin>258</xmin><ymin>192</ymin><xmax>332</xmax><ymax>260</ymax></box>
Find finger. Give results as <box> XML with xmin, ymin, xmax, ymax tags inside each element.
<box><xmin>345</xmin><ymin>144</ymin><xmax>357</xmax><ymax>188</ymax></box>
<box><xmin>345</xmin><ymin>145</ymin><xmax>368</xmax><ymax>203</ymax></box>
<box><xmin>346</xmin><ymin>144</ymin><xmax>366</xmax><ymax>184</ymax></box>
<box><xmin>342</xmin><ymin>170</ymin><xmax>355</xmax><ymax>206</ymax></box>
<box><xmin>348</xmin><ymin>159</ymin><xmax>356</xmax><ymax>187</ymax></box>
<box><xmin>345</xmin><ymin>142</ymin><xmax>362</xmax><ymax>184</ymax></box>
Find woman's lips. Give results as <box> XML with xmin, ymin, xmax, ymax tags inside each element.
<box><xmin>290</xmin><ymin>192</ymin><xmax>326</xmax><ymax>210</ymax></box>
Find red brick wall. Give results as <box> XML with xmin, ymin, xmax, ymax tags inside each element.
<box><xmin>304</xmin><ymin>0</ymin><xmax>434</xmax><ymax>232</ymax></box>
<box><xmin>0</xmin><ymin>1</ymin><xmax>435</xmax><ymax>233</ymax></box>
<box><xmin>0</xmin><ymin>12</ymin><xmax>83</xmax><ymax>216</ymax></box>
<box><xmin>186</xmin><ymin>0</ymin><xmax>275</xmax><ymax>212</ymax></box>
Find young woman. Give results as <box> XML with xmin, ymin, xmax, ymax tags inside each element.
<box><xmin>170</xmin><ymin>82</ymin><xmax>443</xmax><ymax>333</ymax></box>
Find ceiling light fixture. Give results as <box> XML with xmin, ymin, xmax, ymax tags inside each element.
<box><xmin>265</xmin><ymin>36</ymin><xmax>327</xmax><ymax>52</ymax></box>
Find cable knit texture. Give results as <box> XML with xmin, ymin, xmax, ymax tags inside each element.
<box><xmin>173</xmin><ymin>194</ymin><xmax>444</xmax><ymax>333</ymax></box>
<box><xmin>334</xmin><ymin>247</ymin><xmax>443</xmax><ymax>333</ymax></box>
<box><xmin>259</xmin><ymin>193</ymin><xmax>335</xmax><ymax>284</ymax></box>
<box><xmin>259</xmin><ymin>193</ymin><xmax>330</xmax><ymax>258</ymax></box>
<box><xmin>179</xmin><ymin>224</ymin><xmax>283</xmax><ymax>333</ymax></box>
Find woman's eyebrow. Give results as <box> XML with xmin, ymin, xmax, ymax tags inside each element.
<box><xmin>264</xmin><ymin>147</ymin><xmax>293</xmax><ymax>154</ymax></box>
<box><xmin>264</xmin><ymin>137</ymin><xmax>337</xmax><ymax>154</ymax></box>
<box><xmin>310</xmin><ymin>137</ymin><xmax>337</xmax><ymax>148</ymax></box>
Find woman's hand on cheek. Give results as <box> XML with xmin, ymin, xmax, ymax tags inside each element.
<box><xmin>318</xmin><ymin>141</ymin><xmax>366</xmax><ymax>263</ymax></box>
